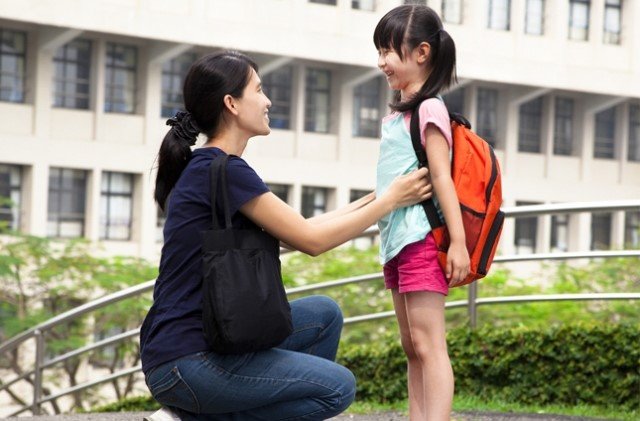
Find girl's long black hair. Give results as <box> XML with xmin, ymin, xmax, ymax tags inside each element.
<box><xmin>373</xmin><ymin>4</ymin><xmax>457</xmax><ymax>112</ymax></box>
<box><xmin>154</xmin><ymin>51</ymin><xmax>258</xmax><ymax>210</ymax></box>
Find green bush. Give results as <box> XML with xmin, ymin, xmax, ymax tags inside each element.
<box><xmin>339</xmin><ymin>323</ymin><xmax>639</xmax><ymax>410</ymax></box>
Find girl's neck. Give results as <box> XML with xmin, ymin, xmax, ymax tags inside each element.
<box><xmin>400</xmin><ymin>68</ymin><xmax>432</xmax><ymax>102</ymax></box>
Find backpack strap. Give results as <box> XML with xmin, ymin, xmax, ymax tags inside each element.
<box><xmin>409</xmin><ymin>106</ymin><xmax>444</xmax><ymax>229</ymax></box>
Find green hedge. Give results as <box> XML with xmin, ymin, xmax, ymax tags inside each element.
<box><xmin>338</xmin><ymin>323</ymin><xmax>639</xmax><ymax>410</ymax></box>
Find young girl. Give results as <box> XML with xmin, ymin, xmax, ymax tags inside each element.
<box><xmin>374</xmin><ymin>5</ymin><xmax>470</xmax><ymax>420</ymax></box>
<box><xmin>141</xmin><ymin>51</ymin><xmax>432</xmax><ymax>420</ymax></box>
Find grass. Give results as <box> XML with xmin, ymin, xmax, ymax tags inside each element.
<box><xmin>345</xmin><ymin>394</ymin><xmax>637</xmax><ymax>421</ymax></box>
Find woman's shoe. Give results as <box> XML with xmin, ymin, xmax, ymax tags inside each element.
<box><xmin>143</xmin><ymin>406</ymin><xmax>181</xmax><ymax>421</ymax></box>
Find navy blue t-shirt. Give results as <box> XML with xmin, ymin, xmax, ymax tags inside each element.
<box><xmin>140</xmin><ymin>147</ymin><xmax>269</xmax><ymax>374</ymax></box>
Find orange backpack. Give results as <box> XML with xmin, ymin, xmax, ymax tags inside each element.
<box><xmin>410</xmin><ymin>109</ymin><xmax>504</xmax><ymax>287</ymax></box>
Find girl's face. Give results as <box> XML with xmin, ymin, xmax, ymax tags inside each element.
<box><xmin>234</xmin><ymin>69</ymin><xmax>272</xmax><ymax>136</ymax></box>
<box><xmin>377</xmin><ymin>44</ymin><xmax>430</xmax><ymax>99</ymax></box>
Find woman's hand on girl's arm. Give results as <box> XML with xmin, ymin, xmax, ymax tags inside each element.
<box><xmin>240</xmin><ymin>168</ymin><xmax>431</xmax><ymax>256</ymax></box>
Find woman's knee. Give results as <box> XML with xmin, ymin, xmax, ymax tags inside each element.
<box><xmin>323</xmin><ymin>364</ymin><xmax>356</xmax><ymax>415</ymax></box>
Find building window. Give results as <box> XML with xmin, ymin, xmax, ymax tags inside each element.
<box><xmin>594</xmin><ymin>107</ymin><xmax>616</xmax><ymax>159</ymax></box>
<box><xmin>514</xmin><ymin>201</ymin><xmax>539</xmax><ymax>254</ymax></box>
<box><xmin>624</xmin><ymin>211</ymin><xmax>640</xmax><ymax>247</ymax></box>
<box><xmin>443</xmin><ymin>88</ymin><xmax>465</xmax><ymax>116</ymax></box>
<box><xmin>603</xmin><ymin>0</ymin><xmax>622</xmax><ymax>45</ymax></box>
<box><xmin>309</xmin><ymin>0</ymin><xmax>337</xmax><ymax>4</ymax></box>
<box><xmin>47</xmin><ymin>168</ymin><xmax>87</xmax><ymax>238</ymax></box>
<box><xmin>53</xmin><ymin>39</ymin><xmax>92</xmax><ymax>110</ymax></box>
<box><xmin>350</xmin><ymin>189</ymin><xmax>370</xmax><ymax>202</ymax></box>
<box><xmin>267</xmin><ymin>183</ymin><xmax>290</xmax><ymax>203</ymax></box>
<box><xmin>488</xmin><ymin>0</ymin><xmax>511</xmax><ymax>30</ymax></box>
<box><xmin>518</xmin><ymin>97</ymin><xmax>543</xmax><ymax>153</ymax></box>
<box><xmin>569</xmin><ymin>0</ymin><xmax>590</xmax><ymax>41</ymax></box>
<box><xmin>305</xmin><ymin>68</ymin><xmax>331</xmax><ymax>133</ymax></box>
<box><xmin>301</xmin><ymin>187</ymin><xmax>328</xmax><ymax>218</ymax></box>
<box><xmin>156</xmin><ymin>206</ymin><xmax>165</xmax><ymax>243</ymax></box>
<box><xmin>104</xmin><ymin>43</ymin><xmax>137</xmax><ymax>113</ymax></box>
<box><xmin>525</xmin><ymin>0</ymin><xmax>545</xmax><ymax>35</ymax></box>
<box><xmin>442</xmin><ymin>0</ymin><xmax>463</xmax><ymax>24</ymax></box>
<box><xmin>161</xmin><ymin>52</ymin><xmax>197</xmax><ymax>118</ymax></box>
<box><xmin>550</xmin><ymin>214</ymin><xmax>569</xmax><ymax>252</ymax></box>
<box><xmin>476</xmin><ymin>88</ymin><xmax>498</xmax><ymax>148</ymax></box>
<box><xmin>0</xmin><ymin>28</ymin><xmax>26</xmax><ymax>103</ymax></box>
<box><xmin>628</xmin><ymin>104</ymin><xmax>640</xmax><ymax>162</ymax></box>
<box><xmin>591</xmin><ymin>213</ymin><xmax>612</xmax><ymax>250</ymax></box>
<box><xmin>0</xmin><ymin>164</ymin><xmax>22</xmax><ymax>232</ymax></box>
<box><xmin>262</xmin><ymin>65</ymin><xmax>293</xmax><ymax>130</ymax></box>
<box><xmin>352</xmin><ymin>0</ymin><xmax>375</xmax><ymax>11</ymax></box>
<box><xmin>353</xmin><ymin>77</ymin><xmax>381</xmax><ymax>138</ymax></box>
<box><xmin>100</xmin><ymin>172</ymin><xmax>133</xmax><ymax>241</ymax></box>
<box><xmin>554</xmin><ymin>97</ymin><xmax>574</xmax><ymax>156</ymax></box>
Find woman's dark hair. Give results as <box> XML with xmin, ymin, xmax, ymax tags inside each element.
<box><xmin>154</xmin><ymin>51</ymin><xmax>258</xmax><ymax>210</ymax></box>
<box><xmin>373</xmin><ymin>5</ymin><xmax>457</xmax><ymax>112</ymax></box>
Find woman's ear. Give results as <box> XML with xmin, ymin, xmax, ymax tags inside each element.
<box><xmin>223</xmin><ymin>94</ymin><xmax>239</xmax><ymax>115</ymax></box>
<box><xmin>416</xmin><ymin>42</ymin><xmax>431</xmax><ymax>65</ymax></box>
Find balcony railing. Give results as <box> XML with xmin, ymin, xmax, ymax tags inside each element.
<box><xmin>0</xmin><ymin>200</ymin><xmax>639</xmax><ymax>417</ymax></box>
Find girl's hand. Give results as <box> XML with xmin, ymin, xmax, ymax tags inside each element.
<box><xmin>446</xmin><ymin>241</ymin><xmax>470</xmax><ymax>287</ymax></box>
<box><xmin>385</xmin><ymin>167</ymin><xmax>432</xmax><ymax>210</ymax></box>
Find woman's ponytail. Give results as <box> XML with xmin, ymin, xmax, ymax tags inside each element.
<box><xmin>154</xmin><ymin>112</ymin><xmax>200</xmax><ymax>210</ymax></box>
<box><xmin>153</xmin><ymin>51</ymin><xmax>259</xmax><ymax>211</ymax></box>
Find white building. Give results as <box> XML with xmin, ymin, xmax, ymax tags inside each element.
<box><xmin>0</xmin><ymin>0</ymin><xmax>638</xmax><ymax>262</ymax></box>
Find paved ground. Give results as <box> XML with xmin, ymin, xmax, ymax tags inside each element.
<box><xmin>2</xmin><ymin>411</ymin><xmax>606</xmax><ymax>420</ymax></box>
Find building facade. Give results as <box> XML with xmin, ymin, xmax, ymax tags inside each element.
<box><xmin>0</xmin><ymin>0</ymin><xmax>638</xmax><ymax>262</ymax></box>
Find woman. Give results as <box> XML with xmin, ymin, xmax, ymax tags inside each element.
<box><xmin>141</xmin><ymin>50</ymin><xmax>432</xmax><ymax>421</ymax></box>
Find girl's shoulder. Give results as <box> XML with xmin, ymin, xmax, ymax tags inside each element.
<box><xmin>417</xmin><ymin>97</ymin><xmax>449</xmax><ymax>118</ymax></box>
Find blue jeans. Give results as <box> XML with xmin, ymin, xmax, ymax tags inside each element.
<box><xmin>145</xmin><ymin>296</ymin><xmax>356</xmax><ymax>420</ymax></box>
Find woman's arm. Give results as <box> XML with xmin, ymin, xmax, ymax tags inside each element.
<box><xmin>424</xmin><ymin>125</ymin><xmax>470</xmax><ymax>286</ymax></box>
<box><xmin>240</xmin><ymin>169</ymin><xmax>431</xmax><ymax>256</ymax></box>
<box><xmin>278</xmin><ymin>191</ymin><xmax>375</xmax><ymax>250</ymax></box>
<box><xmin>306</xmin><ymin>192</ymin><xmax>375</xmax><ymax>224</ymax></box>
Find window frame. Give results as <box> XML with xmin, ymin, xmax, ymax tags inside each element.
<box><xmin>53</xmin><ymin>38</ymin><xmax>92</xmax><ymax>110</ymax></box>
<box><xmin>47</xmin><ymin>168</ymin><xmax>87</xmax><ymax>238</ymax></box>
<box><xmin>104</xmin><ymin>42</ymin><xmax>138</xmax><ymax>114</ymax></box>
<box><xmin>553</xmin><ymin>97</ymin><xmax>575</xmax><ymax>156</ymax></box>
<box><xmin>488</xmin><ymin>0</ymin><xmax>512</xmax><ymax>31</ymax></box>
<box><xmin>262</xmin><ymin>65</ymin><xmax>293</xmax><ymax>130</ymax></box>
<box><xmin>524</xmin><ymin>0</ymin><xmax>545</xmax><ymax>35</ymax></box>
<box><xmin>304</xmin><ymin>68</ymin><xmax>332</xmax><ymax>134</ymax></box>
<box><xmin>161</xmin><ymin>52</ymin><xmax>197</xmax><ymax>118</ymax></box>
<box><xmin>352</xmin><ymin>77</ymin><xmax>382</xmax><ymax>138</ymax></box>
<box><xmin>518</xmin><ymin>97</ymin><xmax>544</xmax><ymax>153</ymax></box>
<box><xmin>100</xmin><ymin>171</ymin><xmax>134</xmax><ymax>241</ymax></box>
<box><xmin>594</xmin><ymin>106</ymin><xmax>617</xmax><ymax>159</ymax></box>
<box><xmin>0</xmin><ymin>163</ymin><xmax>23</xmax><ymax>232</ymax></box>
<box><xmin>0</xmin><ymin>28</ymin><xmax>27</xmax><ymax>103</ymax></box>
<box><xmin>568</xmin><ymin>0</ymin><xmax>591</xmax><ymax>41</ymax></box>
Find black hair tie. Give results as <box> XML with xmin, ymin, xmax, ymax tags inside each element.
<box><xmin>166</xmin><ymin>111</ymin><xmax>200</xmax><ymax>146</ymax></box>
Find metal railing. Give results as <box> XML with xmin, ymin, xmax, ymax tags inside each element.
<box><xmin>0</xmin><ymin>200</ymin><xmax>639</xmax><ymax>417</ymax></box>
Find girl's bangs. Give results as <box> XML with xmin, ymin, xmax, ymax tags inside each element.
<box><xmin>373</xmin><ymin>14</ymin><xmax>407</xmax><ymax>56</ymax></box>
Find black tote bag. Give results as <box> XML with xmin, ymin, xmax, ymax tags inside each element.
<box><xmin>201</xmin><ymin>154</ymin><xmax>293</xmax><ymax>354</ymax></box>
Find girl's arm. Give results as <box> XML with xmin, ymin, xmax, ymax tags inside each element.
<box><xmin>424</xmin><ymin>125</ymin><xmax>470</xmax><ymax>286</ymax></box>
<box><xmin>240</xmin><ymin>169</ymin><xmax>431</xmax><ymax>256</ymax></box>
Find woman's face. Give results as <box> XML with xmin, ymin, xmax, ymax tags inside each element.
<box><xmin>235</xmin><ymin>68</ymin><xmax>272</xmax><ymax>137</ymax></box>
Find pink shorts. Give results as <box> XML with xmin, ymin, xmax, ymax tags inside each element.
<box><xmin>383</xmin><ymin>234</ymin><xmax>449</xmax><ymax>295</ymax></box>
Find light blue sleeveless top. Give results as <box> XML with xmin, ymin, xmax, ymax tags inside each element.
<box><xmin>376</xmin><ymin>112</ymin><xmax>444</xmax><ymax>265</ymax></box>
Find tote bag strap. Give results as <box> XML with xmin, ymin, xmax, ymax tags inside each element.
<box><xmin>209</xmin><ymin>154</ymin><xmax>232</xmax><ymax>230</ymax></box>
